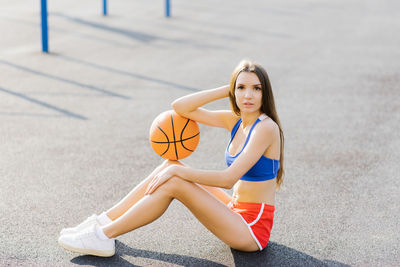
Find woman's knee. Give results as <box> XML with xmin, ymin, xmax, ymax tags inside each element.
<box><xmin>158</xmin><ymin>176</ymin><xmax>190</xmax><ymax>196</ymax></box>
<box><xmin>162</xmin><ymin>159</ymin><xmax>183</xmax><ymax>168</ymax></box>
<box><xmin>152</xmin><ymin>160</ymin><xmax>183</xmax><ymax>180</ymax></box>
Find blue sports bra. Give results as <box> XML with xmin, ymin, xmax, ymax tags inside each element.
<box><xmin>225</xmin><ymin>114</ymin><xmax>280</xmax><ymax>182</ymax></box>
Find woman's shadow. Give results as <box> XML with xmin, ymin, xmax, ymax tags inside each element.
<box><xmin>70</xmin><ymin>240</ymin><xmax>226</xmax><ymax>267</ymax></box>
<box><xmin>231</xmin><ymin>241</ymin><xmax>350</xmax><ymax>267</ymax></box>
<box><xmin>70</xmin><ymin>240</ymin><xmax>349</xmax><ymax>266</ymax></box>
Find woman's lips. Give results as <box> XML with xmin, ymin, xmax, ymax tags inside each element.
<box><xmin>243</xmin><ymin>103</ymin><xmax>254</xmax><ymax>107</ymax></box>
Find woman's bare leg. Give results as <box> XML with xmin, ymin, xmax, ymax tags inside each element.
<box><xmin>105</xmin><ymin>160</ymin><xmax>179</xmax><ymax>220</ymax></box>
<box><xmin>200</xmin><ymin>184</ymin><xmax>232</xmax><ymax>205</ymax></box>
<box><xmin>102</xmin><ymin>176</ymin><xmax>259</xmax><ymax>252</ymax></box>
<box><xmin>105</xmin><ymin>160</ymin><xmax>231</xmax><ymax>220</ymax></box>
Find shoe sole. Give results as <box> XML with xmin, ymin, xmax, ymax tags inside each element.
<box><xmin>58</xmin><ymin>239</ymin><xmax>115</xmax><ymax>257</ymax></box>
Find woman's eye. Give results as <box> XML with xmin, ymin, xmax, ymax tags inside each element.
<box><xmin>255</xmin><ymin>86</ymin><xmax>261</xmax><ymax>90</ymax></box>
<box><xmin>237</xmin><ymin>86</ymin><xmax>244</xmax><ymax>90</ymax></box>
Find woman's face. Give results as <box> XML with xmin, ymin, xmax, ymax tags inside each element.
<box><xmin>234</xmin><ymin>71</ymin><xmax>263</xmax><ymax>114</ymax></box>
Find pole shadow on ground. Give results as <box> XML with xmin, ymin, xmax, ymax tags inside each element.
<box><xmin>55</xmin><ymin>54</ymin><xmax>199</xmax><ymax>92</ymax></box>
<box><xmin>0</xmin><ymin>86</ymin><xmax>88</xmax><ymax>120</ymax></box>
<box><xmin>0</xmin><ymin>60</ymin><xmax>130</xmax><ymax>99</ymax></box>
<box><xmin>51</xmin><ymin>13</ymin><xmax>224</xmax><ymax>50</ymax></box>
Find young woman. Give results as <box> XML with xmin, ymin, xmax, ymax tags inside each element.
<box><xmin>58</xmin><ymin>60</ymin><xmax>284</xmax><ymax>257</ymax></box>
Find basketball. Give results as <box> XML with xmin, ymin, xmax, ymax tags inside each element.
<box><xmin>149</xmin><ymin>110</ymin><xmax>200</xmax><ymax>160</ymax></box>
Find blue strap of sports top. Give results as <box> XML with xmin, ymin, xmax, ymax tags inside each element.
<box><xmin>230</xmin><ymin>119</ymin><xmax>242</xmax><ymax>138</ymax></box>
<box><xmin>228</xmin><ymin>118</ymin><xmax>262</xmax><ymax>156</ymax></box>
<box><xmin>240</xmin><ymin>118</ymin><xmax>262</xmax><ymax>152</ymax></box>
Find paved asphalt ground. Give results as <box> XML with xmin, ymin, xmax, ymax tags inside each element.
<box><xmin>1</xmin><ymin>0</ymin><xmax>399</xmax><ymax>266</ymax></box>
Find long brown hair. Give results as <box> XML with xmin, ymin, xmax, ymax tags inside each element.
<box><xmin>228</xmin><ymin>60</ymin><xmax>285</xmax><ymax>189</ymax></box>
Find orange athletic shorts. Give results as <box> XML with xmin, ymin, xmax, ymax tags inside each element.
<box><xmin>228</xmin><ymin>200</ymin><xmax>275</xmax><ymax>250</ymax></box>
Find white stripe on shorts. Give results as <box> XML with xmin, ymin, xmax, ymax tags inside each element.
<box><xmin>248</xmin><ymin>203</ymin><xmax>265</xmax><ymax>227</ymax></box>
<box><xmin>238</xmin><ymin>214</ymin><xmax>263</xmax><ymax>251</ymax></box>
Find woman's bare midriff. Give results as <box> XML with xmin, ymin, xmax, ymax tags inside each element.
<box><xmin>232</xmin><ymin>179</ymin><xmax>276</xmax><ymax>205</ymax></box>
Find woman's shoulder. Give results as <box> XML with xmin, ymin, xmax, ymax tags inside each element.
<box><xmin>255</xmin><ymin>115</ymin><xmax>279</xmax><ymax>136</ymax></box>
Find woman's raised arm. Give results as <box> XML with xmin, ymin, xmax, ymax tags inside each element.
<box><xmin>172</xmin><ymin>85</ymin><xmax>237</xmax><ymax>130</ymax></box>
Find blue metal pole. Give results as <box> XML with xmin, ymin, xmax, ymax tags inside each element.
<box><xmin>103</xmin><ymin>0</ymin><xmax>107</xmax><ymax>16</ymax></box>
<box><xmin>41</xmin><ymin>0</ymin><xmax>48</xmax><ymax>52</ymax></box>
<box><xmin>165</xmin><ymin>0</ymin><xmax>170</xmax><ymax>17</ymax></box>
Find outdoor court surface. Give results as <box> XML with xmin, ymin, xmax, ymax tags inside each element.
<box><xmin>1</xmin><ymin>0</ymin><xmax>399</xmax><ymax>266</ymax></box>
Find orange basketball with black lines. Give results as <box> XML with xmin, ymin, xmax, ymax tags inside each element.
<box><xmin>149</xmin><ymin>110</ymin><xmax>200</xmax><ymax>160</ymax></box>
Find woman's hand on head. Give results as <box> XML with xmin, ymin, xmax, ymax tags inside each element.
<box><xmin>145</xmin><ymin>165</ymin><xmax>180</xmax><ymax>195</ymax></box>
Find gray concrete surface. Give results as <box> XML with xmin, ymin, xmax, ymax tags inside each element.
<box><xmin>1</xmin><ymin>0</ymin><xmax>399</xmax><ymax>266</ymax></box>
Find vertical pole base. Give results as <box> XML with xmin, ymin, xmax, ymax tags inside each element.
<box><xmin>165</xmin><ymin>0</ymin><xmax>170</xmax><ymax>17</ymax></box>
<box><xmin>103</xmin><ymin>0</ymin><xmax>107</xmax><ymax>16</ymax></box>
<box><xmin>41</xmin><ymin>0</ymin><xmax>49</xmax><ymax>52</ymax></box>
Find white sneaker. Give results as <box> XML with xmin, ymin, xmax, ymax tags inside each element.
<box><xmin>60</xmin><ymin>214</ymin><xmax>99</xmax><ymax>236</ymax></box>
<box><xmin>58</xmin><ymin>225</ymin><xmax>115</xmax><ymax>257</ymax></box>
